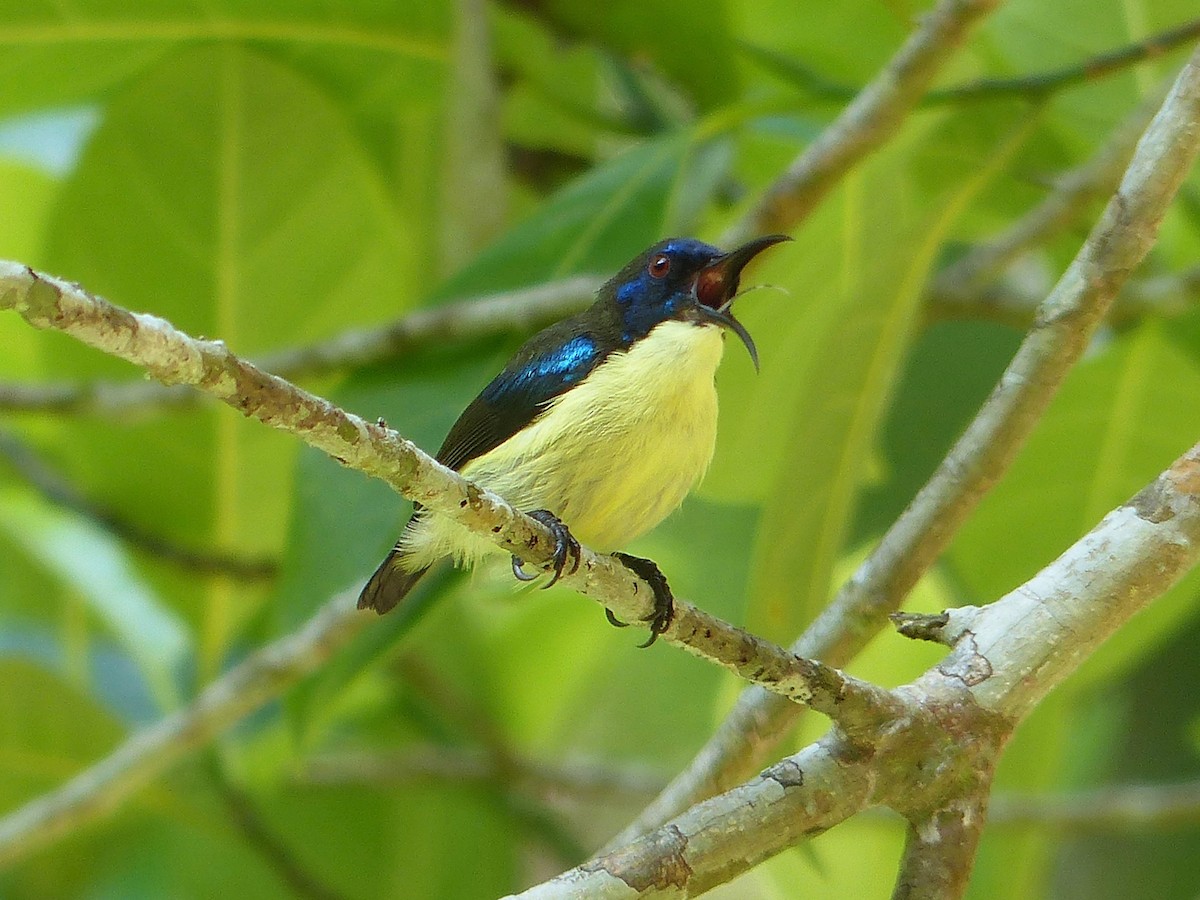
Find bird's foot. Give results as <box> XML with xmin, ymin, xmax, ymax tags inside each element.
<box><xmin>610</xmin><ymin>552</ymin><xmax>674</xmax><ymax>648</ymax></box>
<box><xmin>510</xmin><ymin>509</ymin><xmax>581</xmax><ymax>589</ymax></box>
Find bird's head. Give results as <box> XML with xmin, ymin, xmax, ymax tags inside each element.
<box><xmin>602</xmin><ymin>235</ymin><xmax>790</xmax><ymax>370</ymax></box>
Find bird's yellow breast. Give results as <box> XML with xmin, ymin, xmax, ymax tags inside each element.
<box><xmin>402</xmin><ymin>320</ymin><xmax>726</xmax><ymax>570</ymax></box>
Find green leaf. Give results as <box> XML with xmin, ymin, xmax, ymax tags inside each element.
<box><xmin>949</xmin><ymin>322</ymin><xmax>1200</xmax><ymax>686</ymax></box>
<box><xmin>720</xmin><ymin>108</ymin><xmax>1037</xmax><ymax>640</ymax></box>
<box><xmin>524</xmin><ymin>0</ymin><xmax>741</xmax><ymax>109</ymax></box>
<box><xmin>0</xmin><ymin>659</ymin><xmax>124</xmax><ymax>810</ymax></box>
<box><xmin>434</xmin><ymin>132</ymin><xmax>697</xmax><ymax>296</ymax></box>
<box><xmin>0</xmin><ymin>487</ymin><xmax>189</xmax><ymax>710</ymax></box>
<box><xmin>40</xmin><ymin>44</ymin><xmax>414</xmax><ymax>673</ymax></box>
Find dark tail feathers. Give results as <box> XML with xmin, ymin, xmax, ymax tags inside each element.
<box><xmin>358</xmin><ymin>546</ymin><xmax>430</xmax><ymax>614</ymax></box>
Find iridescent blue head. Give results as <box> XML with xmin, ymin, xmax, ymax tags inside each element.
<box><xmin>601</xmin><ymin>234</ymin><xmax>789</xmax><ymax>370</ymax></box>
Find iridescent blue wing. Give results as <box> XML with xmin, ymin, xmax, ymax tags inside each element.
<box><xmin>436</xmin><ymin>321</ymin><xmax>613</xmax><ymax>471</ymax></box>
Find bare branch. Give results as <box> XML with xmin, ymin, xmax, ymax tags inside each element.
<box><xmin>988</xmin><ymin>780</ymin><xmax>1200</xmax><ymax>831</ymax></box>
<box><xmin>930</xmin><ymin>88</ymin><xmax>1165</xmax><ymax>305</ymax></box>
<box><xmin>742</xmin><ymin>18</ymin><xmax>1200</xmax><ymax>106</ymax></box>
<box><xmin>0</xmin><ymin>276</ymin><xmax>598</xmax><ymax>416</ymax></box>
<box><xmin>0</xmin><ymin>590</ymin><xmax>365</xmax><ymax>869</ymax></box>
<box><xmin>613</xmin><ymin>46</ymin><xmax>1200</xmax><ymax>849</ymax></box>
<box><xmin>726</xmin><ymin>0</ymin><xmax>1004</xmax><ymax>243</ymax></box>
<box><xmin>508</xmin><ymin>735</ymin><xmax>877</xmax><ymax>900</ymax></box>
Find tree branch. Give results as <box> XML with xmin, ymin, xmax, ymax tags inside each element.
<box><xmin>0</xmin><ymin>253</ymin><xmax>907</xmax><ymax>865</ymax></box>
<box><xmin>892</xmin><ymin>798</ymin><xmax>990</xmax><ymax>900</ymax></box>
<box><xmin>0</xmin><ymin>275</ymin><xmax>598</xmax><ymax>416</ymax></box>
<box><xmin>744</xmin><ymin>18</ymin><xmax>1200</xmax><ymax>107</ymax></box>
<box><xmin>520</xmin><ymin>436</ymin><xmax>1200</xmax><ymax>896</ymax></box>
<box><xmin>929</xmin><ymin>88</ymin><xmax>1165</xmax><ymax>307</ymax></box>
<box><xmin>611</xmin><ymin>45</ymin><xmax>1200</xmax><ymax>850</ymax></box>
<box><xmin>0</xmin><ymin>590</ymin><xmax>365</xmax><ymax>869</ymax></box>
<box><xmin>726</xmin><ymin>0</ymin><xmax>1004</xmax><ymax>243</ymax></box>
<box><xmin>988</xmin><ymin>780</ymin><xmax>1200</xmax><ymax>831</ymax></box>
<box><xmin>508</xmin><ymin>735</ymin><xmax>878</xmax><ymax>899</ymax></box>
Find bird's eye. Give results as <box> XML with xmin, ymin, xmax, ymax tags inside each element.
<box><xmin>648</xmin><ymin>254</ymin><xmax>671</xmax><ymax>278</ymax></box>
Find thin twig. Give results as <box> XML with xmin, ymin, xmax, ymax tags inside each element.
<box><xmin>930</xmin><ymin>88</ymin><xmax>1166</xmax><ymax>305</ymax></box>
<box><xmin>743</xmin><ymin>18</ymin><xmax>1200</xmax><ymax>106</ymax></box>
<box><xmin>210</xmin><ymin>757</ymin><xmax>345</xmax><ymax>900</ymax></box>
<box><xmin>726</xmin><ymin>0</ymin><xmax>1005</xmax><ymax>243</ymax></box>
<box><xmin>0</xmin><ymin>591</ymin><xmax>365</xmax><ymax>869</ymax></box>
<box><xmin>929</xmin><ymin>18</ymin><xmax>1200</xmax><ymax>103</ymax></box>
<box><xmin>987</xmin><ymin>780</ymin><xmax>1200</xmax><ymax>831</ymax></box>
<box><xmin>299</xmin><ymin>747</ymin><xmax>667</xmax><ymax>802</ymax></box>
<box><xmin>610</xmin><ymin>46</ymin><xmax>1200</xmax><ymax>851</ymax></box>
<box><xmin>0</xmin><ymin>276</ymin><xmax>599</xmax><ymax>417</ymax></box>
<box><xmin>0</xmin><ymin>428</ymin><xmax>277</xmax><ymax>581</ymax></box>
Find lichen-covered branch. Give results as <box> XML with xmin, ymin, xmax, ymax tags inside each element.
<box><xmin>612</xmin><ymin>45</ymin><xmax>1200</xmax><ymax>850</ymax></box>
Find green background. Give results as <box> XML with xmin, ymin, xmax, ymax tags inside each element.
<box><xmin>1</xmin><ymin>1</ymin><xmax>1199</xmax><ymax>896</ymax></box>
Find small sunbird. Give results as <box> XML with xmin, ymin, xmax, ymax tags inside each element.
<box><xmin>359</xmin><ymin>235</ymin><xmax>788</xmax><ymax>644</ymax></box>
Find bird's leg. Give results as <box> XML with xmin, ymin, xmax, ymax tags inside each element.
<box><xmin>510</xmin><ymin>509</ymin><xmax>582</xmax><ymax>588</ymax></box>
<box><xmin>610</xmin><ymin>552</ymin><xmax>674</xmax><ymax>648</ymax></box>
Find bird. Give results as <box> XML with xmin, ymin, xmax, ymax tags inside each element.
<box><xmin>358</xmin><ymin>234</ymin><xmax>788</xmax><ymax>644</ymax></box>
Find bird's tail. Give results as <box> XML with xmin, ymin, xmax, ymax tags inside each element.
<box><xmin>357</xmin><ymin>545</ymin><xmax>430</xmax><ymax>614</ymax></box>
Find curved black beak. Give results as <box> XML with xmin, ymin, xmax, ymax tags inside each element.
<box><xmin>693</xmin><ymin>234</ymin><xmax>790</xmax><ymax>371</ymax></box>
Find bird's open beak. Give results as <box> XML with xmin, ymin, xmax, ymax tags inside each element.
<box><xmin>693</xmin><ymin>234</ymin><xmax>790</xmax><ymax>371</ymax></box>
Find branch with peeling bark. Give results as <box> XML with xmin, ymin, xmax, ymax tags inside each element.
<box><xmin>611</xmin><ymin>45</ymin><xmax>1200</xmax><ymax>851</ymax></box>
<box><xmin>513</xmin><ymin>439</ymin><xmax>1200</xmax><ymax>898</ymax></box>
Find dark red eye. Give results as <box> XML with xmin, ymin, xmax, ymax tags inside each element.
<box><xmin>648</xmin><ymin>253</ymin><xmax>671</xmax><ymax>278</ymax></box>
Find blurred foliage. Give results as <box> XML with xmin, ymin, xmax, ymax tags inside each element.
<box><xmin>1</xmin><ymin>1</ymin><xmax>1199</xmax><ymax>897</ymax></box>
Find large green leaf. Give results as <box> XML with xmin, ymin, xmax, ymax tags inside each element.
<box><xmin>40</xmin><ymin>44</ymin><xmax>413</xmax><ymax>675</ymax></box>
<box><xmin>522</xmin><ymin>0</ymin><xmax>740</xmax><ymax>109</ymax></box>
<box><xmin>949</xmin><ymin>321</ymin><xmax>1200</xmax><ymax>685</ymax></box>
<box><xmin>715</xmin><ymin>107</ymin><xmax>1036</xmax><ymax>640</ymax></box>
<box><xmin>0</xmin><ymin>659</ymin><xmax>124</xmax><ymax>809</ymax></box>
<box><xmin>0</xmin><ymin>1</ymin><xmax>448</xmax><ymax>117</ymax></box>
<box><xmin>0</xmin><ymin>487</ymin><xmax>189</xmax><ymax>709</ymax></box>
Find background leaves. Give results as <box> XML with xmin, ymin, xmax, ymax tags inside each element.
<box><xmin>1</xmin><ymin>1</ymin><xmax>1199</xmax><ymax>897</ymax></box>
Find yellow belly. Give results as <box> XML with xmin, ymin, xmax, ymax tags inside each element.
<box><xmin>401</xmin><ymin>320</ymin><xmax>725</xmax><ymax>569</ymax></box>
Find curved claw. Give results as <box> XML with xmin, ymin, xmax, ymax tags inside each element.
<box><xmin>611</xmin><ymin>552</ymin><xmax>674</xmax><ymax>648</ymax></box>
<box><xmin>527</xmin><ymin>509</ymin><xmax>581</xmax><ymax>589</ymax></box>
<box><xmin>511</xmin><ymin>556</ymin><xmax>538</xmax><ymax>582</ymax></box>
<box><xmin>605</xmin><ymin>608</ymin><xmax>629</xmax><ymax>628</ymax></box>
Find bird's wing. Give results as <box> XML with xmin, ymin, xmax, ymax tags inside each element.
<box><xmin>436</xmin><ymin>325</ymin><xmax>611</xmax><ymax>471</ymax></box>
